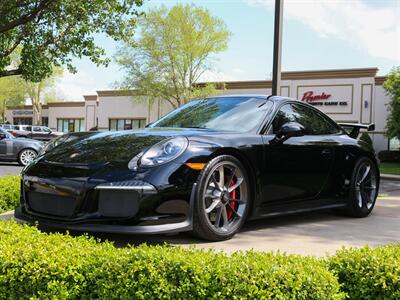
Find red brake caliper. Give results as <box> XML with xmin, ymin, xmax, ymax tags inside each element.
<box><xmin>227</xmin><ymin>178</ymin><xmax>237</xmax><ymax>219</ymax></box>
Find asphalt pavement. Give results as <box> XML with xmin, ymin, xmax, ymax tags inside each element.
<box><xmin>94</xmin><ymin>179</ymin><xmax>400</xmax><ymax>256</ymax></box>
<box><xmin>0</xmin><ymin>162</ymin><xmax>23</xmax><ymax>176</ymax></box>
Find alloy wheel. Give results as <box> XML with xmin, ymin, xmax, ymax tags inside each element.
<box><xmin>355</xmin><ymin>161</ymin><xmax>377</xmax><ymax>210</ymax></box>
<box><xmin>202</xmin><ymin>161</ymin><xmax>248</xmax><ymax>233</ymax></box>
<box><xmin>20</xmin><ymin>149</ymin><xmax>37</xmax><ymax>166</ymax></box>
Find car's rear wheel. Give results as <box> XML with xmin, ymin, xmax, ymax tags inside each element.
<box><xmin>193</xmin><ymin>155</ymin><xmax>250</xmax><ymax>241</ymax></box>
<box><xmin>18</xmin><ymin>149</ymin><xmax>37</xmax><ymax>166</ymax></box>
<box><xmin>346</xmin><ymin>157</ymin><xmax>379</xmax><ymax>217</ymax></box>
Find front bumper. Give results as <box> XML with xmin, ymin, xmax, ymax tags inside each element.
<box><xmin>14</xmin><ymin>207</ymin><xmax>193</xmax><ymax>234</ymax></box>
<box><xmin>16</xmin><ymin>175</ymin><xmax>197</xmax><ymax>234</ymax></box>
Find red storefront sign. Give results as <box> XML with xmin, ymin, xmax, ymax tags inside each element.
<box><xmin>301</xmin><ymin>91</ymin><xmax>331</xmax><ymax>102</ymax></box>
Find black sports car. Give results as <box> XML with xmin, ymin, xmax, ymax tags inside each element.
<box><xmin>15</xmin><ymin>95</ymin><xmax>379</xmax><ymax>241</ymax></box>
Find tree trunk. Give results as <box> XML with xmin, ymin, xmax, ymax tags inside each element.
<box><xmin>33</xmin><ymin>103</ymin><xmax>41</xmax><ymax>125</ymax></box>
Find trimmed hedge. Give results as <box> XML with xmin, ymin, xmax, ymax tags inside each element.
<box><xmin>0</xmin><ymin>221</ymin><xmax>400</xmax><ymax>298</ymax></box>
<box><xmin>378</xmin><ymin>150</ymin><xmax>400</xmax><ymax>163</ymax></box>
<box><xmin>328</xmin><ymin>246</ymin><xmax>400</xmax><ymax>299</ymax></box>
<box><xmin>0</xmin><ymin>221</ymin><xmax>345</xmax><ymax>299</ymax></box>
<box><xmin>0</xmin><ymin>176</ymin><xmax>20</xmax><ymax>214</ymax></box>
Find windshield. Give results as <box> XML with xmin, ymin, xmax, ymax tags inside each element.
<box><xmin>0</xmin><ymin>128</ymin><xmax>14</xmax><ymax>139</ymax></box>
<box><xmin>151</xmin><ymin>96</ymin><xmax>273</xmax><ymax>132</ymax></box>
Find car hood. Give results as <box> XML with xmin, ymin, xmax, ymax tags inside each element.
<box><xmin>40</xmin><ymin>127</ymin><xmax>219</xmax><ymax>165</ymax></box>
<box><xmin>14</xmin><ymin>137</ymin><xmax>43</xmax><ymax>146</ymax></box>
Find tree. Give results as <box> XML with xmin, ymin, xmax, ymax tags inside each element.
<box><xmin>115</xmin><ymin>4</ymin><xmax>231</xmax><ymax>109</ymax></box>
<box><xmin>384</xmin><ymin>66</ymin><xmax>400</xmax><ymax>141</ymax></box>
<box><xmin>0</xmin><ymin>0</ymin><xmax>143</xmax><ymax>82</ymax></box>
<box><xmin>23</xmin><ymin>66</ymin><xmax>63</xmax><ymax>125</ymax></box>
<box><xmin>0</xmin><ymin>76</ymin><xmax>26</xmax><ymax>123</ymax></box>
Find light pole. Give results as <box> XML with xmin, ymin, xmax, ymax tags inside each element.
<box><xmin>2</xmin><ymin>99</ymin><xmax>8</xmax><ymax>123</ymax></box>
<box><xmin>272</xmin><ymin>0</ymin><xmax>283</xmax><ymax>96</ymax></box>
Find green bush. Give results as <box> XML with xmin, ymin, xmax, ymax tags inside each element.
<box><xmin>359</xmin><ymin>132</ymin><xmax>373</xmax><ymax>148</ymax></box>
<box><xmin>328</xmin><ymin>245</ymin><xmax>400</xmax><ymax>300</ymax></box>
<box><xmin>378</xmin><ymin>150</ymin><xmax>400</xmax><ymax>163</ymax></box>
<box><xmin>0</xmin><ymin>220</ymin><xmax>344</xmax><ymax>299</ymax></box>
<box><xmin>0</xmin><ymin>176</ymin><xmax>20</xmax><ymax>214</ymax></box>
<box><xmin>1</xmin><ymin>220</ymin><xmax>400</xmax><ymax>299</ymax></box>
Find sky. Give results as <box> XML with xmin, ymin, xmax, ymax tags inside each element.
<box><xmin>56</xmin><ymin>0</ymin><xmax>400</xmax><ymax>100</ymax></box>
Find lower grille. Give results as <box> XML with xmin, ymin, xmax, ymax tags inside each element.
<box><xmin>28</xmin><ymin>191</ymin><xmax>78</xmax><ymax>217</ymax></box>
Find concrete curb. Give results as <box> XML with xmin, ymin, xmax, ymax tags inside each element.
<box><xmin>381</xmin><ymin>174</ymin><xmax>400</xmax><ymax>181</ymax></box>
<box><xmin>0</xmin><ymin>210</ymin><xmax>14</xmax><ymax>221</ymax></box>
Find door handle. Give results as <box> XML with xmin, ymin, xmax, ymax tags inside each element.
<box><xmin>321</xmin><ymin>149</ymin><xmax>332</xmax><ymax>159</ymax></box>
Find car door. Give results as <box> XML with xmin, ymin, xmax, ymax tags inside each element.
<box><xmin>32</xmin><ymin>126</ymin><xmax>44</xmax><ymax>140</ymax></box>
<box><xmin>41</xmin><ymin>127</ymin><xmax>53</xmax><ymax>141</ymax></box>
<box><xmin>260</xmin><ymin>102</ymin><xmax>339</xmax><ymax>207</ymax></box>
<box><xmin>0</xmin><ymin>132</ymin><xmax>7</xmax><ymax>157</ymax></box>
<box><xmin>0</xmin><ymin>129</ymin><xmax>14</xmax><ymax>159</ymax></box>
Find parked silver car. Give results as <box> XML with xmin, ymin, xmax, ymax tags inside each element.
<box><xmin>0</xmin><ymin>128</ymin><xmax>43</xmax><ymax>166</ymax></box>
<box><xmin>10</xmin><ymin>125</ymin><xmax>64</xmax><ymax>142</ymax></box>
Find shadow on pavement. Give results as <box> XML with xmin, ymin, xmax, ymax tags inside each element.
<box><xmin>37</xmin><ymin>209</ymin><xmax>348</xmax><ymax>247</ymax></box>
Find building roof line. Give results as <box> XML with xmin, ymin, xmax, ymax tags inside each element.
<box><xmin>374</xmin><ymin>76</ymin><xmax>387</xmax><ymax>86</ymax></box>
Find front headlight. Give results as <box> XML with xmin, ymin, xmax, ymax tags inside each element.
<box><xmin>128</xmin><ymin>137</ymin><xmax>188</xmax><ymax>169</ymax></box>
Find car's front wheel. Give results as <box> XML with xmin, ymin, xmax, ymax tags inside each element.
<box><xmin>18</xmin><ymin>149</ymin><xmax>37</xmax><ymax>166</ymax></box>
<box><xmin>193</xmin><ymin>155</ymin><xmax>251</xmax><ymax>241</ymax></box>
<box><xmin>346</xmin><ymin>157</ymin><xmax>379</xmax><ymax>217</ymax></box>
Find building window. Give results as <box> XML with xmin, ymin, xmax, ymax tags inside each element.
<box><xmin>389</xmin><ymin>137</ymin><xmax>400</xmax><ymax>151</ymax></box>
<box><xmin>42</xmin><ymin>117</ymin><xmax>49</xmax><ymax>126</ymax></box>
<box><xmin>109</xmin><ymin>119</ymin><xmax>146</xmax><ymax>131</ymax></box>
<box><xmin>13</xmin><ymin>117</ymin><xmax>32</xmax><ymax>125</ymax></box>
<box><xmin>57</xmin><ymin>119</ymin><xmax>85</xmax><ymax>133</ymax></box>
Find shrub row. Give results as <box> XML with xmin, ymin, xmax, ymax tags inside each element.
<box><xmin>0</xmin><ymin>221</ymin><xmax>344</xmax><ymax>299</ymax></box>
<box><xmin>0</xmin><ymin>221</ymin><xmax>400</xmax><ymax>299</ymax></box>
<box><xmin>0</xmin><ymin>176</ymin><xmax>20</xmax><ymax>214</ymax></box>
<box><xmin>328</xmin><ymin>246</ymin><xmax>400</xmax><ymax>299</ymax></box>
<box><xmin>379</xmin><ymin>150</ymin><xmax>400</xmax><ymax>163</ymax></box>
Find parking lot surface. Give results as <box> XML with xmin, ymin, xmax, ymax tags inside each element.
<box><xmin>0</xmin><ymin>162</ymin><xmax>22</xmax><ymax>176</ymax></box>
<box><xmin>88</xmin><ymin>180</ymin><xmax>400</xmax><ymax>256</ymax></box>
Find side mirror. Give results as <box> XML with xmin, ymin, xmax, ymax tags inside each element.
<box><xmin>272</xmin><ymin>122</ymin><xmax>305</xmax><ymax>144</ymax></box>
<box><xmin>0</xmin><ymin>133</ymin><xmax>7</xmax><ymax>139</ymax></box>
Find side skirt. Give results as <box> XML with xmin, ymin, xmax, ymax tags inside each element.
<box><xmin>250</xmin><ymin>198</ymin><xmax>347</xmax><ymax>220</ymax></box>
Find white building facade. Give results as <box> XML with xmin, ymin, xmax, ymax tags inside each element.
<box><xmin>6</xmin><ymin>68</ymin><xmax>393</xmax><ymax>152</ymax></box>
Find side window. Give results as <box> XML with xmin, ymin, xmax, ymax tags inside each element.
<box><xmin>290</xmin><ymin>104</ymin><xmax>341</xmax><ymax>135</ymax></box>
<box><xmin>271</xmin><ymin>103</ymin><xmax>341</xmax><ymax>135</ymax></box>
<box><xmin>271</xmin><ymin>104</ymin><xmax>297</xmax><ymax>134</ymax></box>
<box><xmin>32</xmin><ymin>126</ymin><xmax>41</xmax><ymax>132</ymax></box>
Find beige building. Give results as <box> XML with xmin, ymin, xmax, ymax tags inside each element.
<box><xmin>6</xmin><ymin>68</ymin><xmax>394</xmax><ymax>152</ymax></box>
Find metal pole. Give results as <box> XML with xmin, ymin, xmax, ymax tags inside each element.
<box><xmin>2</xmin><ymin>99</ymin><xmax>7</xmax><ymax>123</ymax></box>
<box><xmin>272</xmin><ymin>0</ymin><xmax>283</xmax><ymax>96</ymax></box>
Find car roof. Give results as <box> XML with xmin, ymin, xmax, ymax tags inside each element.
<box><xmin>205</xmin><ymin>94</ymin><xmax>291</xmax><ymax>103</ymax></box>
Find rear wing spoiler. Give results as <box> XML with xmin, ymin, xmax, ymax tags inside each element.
<box><xmin>338</xmin><ymin>123</ymin><xmax>375</xmax><ymax>139</ymax></box>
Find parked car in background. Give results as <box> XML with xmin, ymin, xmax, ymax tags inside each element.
<box><xmin>0</xmin><ymin>128</ymin><xmax>43</xmax><ymax>166</ymax></box>
<box><xmin>0</xmin><ymin>124</ymin><xmax>19</xmax><ymax>131</ymax></box>
<box><xmin>11</xmin><ymin>125</ymin><xmax>63</xmax><ymax>141</ymax></box>
<box><xmin>6</xmin><ymin>124</ymin><xmax>29</xmax><ymax>135</ymax></box>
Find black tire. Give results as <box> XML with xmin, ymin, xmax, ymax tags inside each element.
<box><xmin>18</xmin><ymin>148</ymin><xmax>38</xmax><ymax>166</ymax></box>
<box><xmin>193</xmin><ymin>155</ymin><xmax>251</xmax><ymax>241</ymax></box>
<box><xmin>345</xmin><ymin>156</ymin><xmax>379</xmax><ymax>217</ymax></box>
